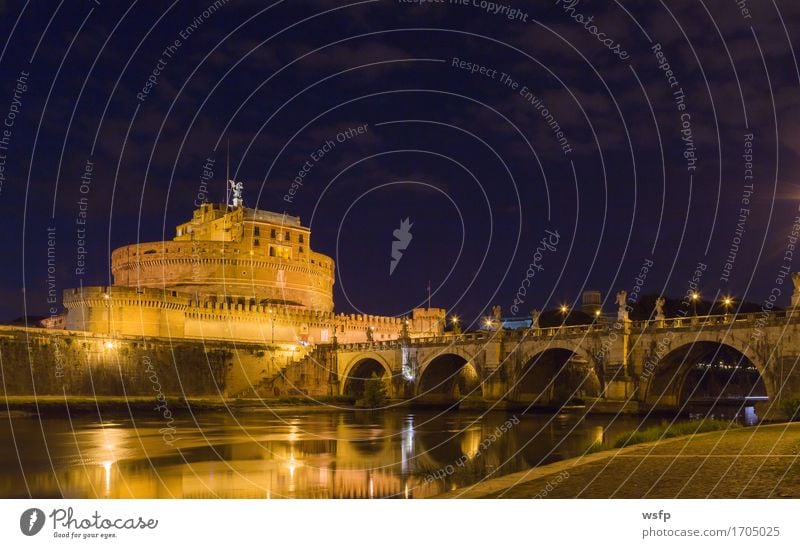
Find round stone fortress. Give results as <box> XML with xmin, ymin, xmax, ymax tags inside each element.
<box><xmin>111</xmin><ymin>202</ymin><xmax>335</xmax><ymax>312</ymax></box>
<box><xmin>63</xmin><ymin>199</ymin><xmax>445</xmax><ymax>345</ymax></box>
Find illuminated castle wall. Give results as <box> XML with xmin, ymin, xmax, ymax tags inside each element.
<box><xmin>63</xmin><ymin>201</ymin><xmax>445</xmax><ymax>346</ymax></box>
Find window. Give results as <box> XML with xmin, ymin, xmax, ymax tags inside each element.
<box><xmin>254</xmin><ymin>226</ymin><xmax>260</xmax><ymax>237</ymax></box>
<box><xmin>299</xmin><ymin>246</ymin><xmax>304</xmax><ymax>253</ymax></box>
<box><xmin>285</xmin><ymin>231</ymin><xmax>291</xmax><ymax>241</ymax></box>
<box><xmin>299</xmin><ymin>234</ymin><xmax>304</xmax><ymax>243</ymax></box>
<box><xmin>270</xmin><ymin>228</ymin><xmax>276</xmax><ymax>238</ymax></box>
<box><xmin>254</xmin><ymin>239</ymin><xmax>260</xmax><ymax>247</ymax></box>
<box><xmin>269</xmin><ymin>247</ymin><xmax>275</xmax><ymax>257</ymax></box>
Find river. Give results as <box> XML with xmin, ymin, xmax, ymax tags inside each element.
<box><xmin>0</xmin><ymin>408</ymin><xmax>660</xmax><ymax>498</ymax></box>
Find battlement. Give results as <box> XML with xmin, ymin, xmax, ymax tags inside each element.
<box><xmin>64</xmin><ymin>285</ymin><xmax>445</xmax><ymax>344</ymax></box>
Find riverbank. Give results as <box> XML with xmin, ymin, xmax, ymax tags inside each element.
<box><xmin>0</xmin><ymin>395</ymin><xmax>363</xmax><ymax>416</ymax></box>
<box><xmin>0</xmin><ymin>395</ymin><xmax>677</xmax><ymax>417</ymax></box>
<box><xmin>0</xmin><ymin>395</ymin><xmax>649</xmax><ymax>417</ymax></box>
<box><xmin>439</xmin><ymin>422</ymin><xmax>800</xmax><ymax>498</ymax></box>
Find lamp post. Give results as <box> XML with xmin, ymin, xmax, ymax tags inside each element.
<box><xmin>560</xmin><ymin>304</ymin><xmax>569</xmax><ymax>324</ymax></box>
<box><xmin>451</xmin><ymin>315</ymin><xmax>461</xmax><ymax>335</ymax></box>
<box><xmin>691</xmin><ymin>292</ymin><xmax>699</xmax><ymax>316</ymax></box>
<box><xmin>722</xmin><ymin>296</ymin><xmax>733</xmax><ymax>319</ymax></box>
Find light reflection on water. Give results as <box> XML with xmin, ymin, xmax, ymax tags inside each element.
<box><xmin>0</xmin><ymin>410</ymin><xmax>657</xmax><ymax>498</ymax></box>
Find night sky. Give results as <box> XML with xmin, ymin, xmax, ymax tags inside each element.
<box><xmin>1</xmin><ymin>0</ymin><xmax>799</xmax><ymax>330</ymax></box>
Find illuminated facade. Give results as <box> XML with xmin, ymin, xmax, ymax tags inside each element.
<box><xmin>63</xmin><ymin>199</ymin><xmax>445</xmax><ymax>346</ymax></box>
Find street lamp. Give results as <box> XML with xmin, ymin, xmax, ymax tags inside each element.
<box><xmin>560</xmin><ymin>304</ymin><xmax>569</xmax><ymax>324</ymax></box>
<box><xmin>484</xmin><ymin>317</ymin><xmax>493</xmax><ymax>330</ymax></box>
<box><xmin>691</xmin><ymin>292</ymin><xmax>699</xmax><ymax>316</ymax></box>
<box><xmin>722</xmin><ymin>296</ymin><xmax>733</xmax><ymax>317</ymax></box>
<box><xmin>451</xmin><ymin>315</ymin><xmax>461</xmax><ymax>335</ymax></box>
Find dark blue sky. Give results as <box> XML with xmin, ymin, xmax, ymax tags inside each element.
<box><xmin>1</xmin><ymin>0</ymin><xmax>799</xmax><ymax>329</ymax></box>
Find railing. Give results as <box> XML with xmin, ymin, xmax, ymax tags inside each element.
<box><xmin>629</xmin><ymin>310</ymin><xmax>792</xmax><ymax>331</ymax></box>
<box><xmin>329</xmin><ymin>310</ymin><xmax>799</xmax><ymax>351</ymax></box>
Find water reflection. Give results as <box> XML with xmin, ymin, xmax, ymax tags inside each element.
<box><xmin>0</xmin><ymin>410</ymin><xmax>657</xmax><ymax>498</ymax></box>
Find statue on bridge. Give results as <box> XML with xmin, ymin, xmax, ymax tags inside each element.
<box><xmin>530</xmin><ymin>309</ymin><xmax>540</xmax><ymax>329</ymax></box>
<box><xmin>792</xmin><ymin>272</ymin><xmax>800</xmax><ymax>308</ymax></box>
<box><xmin>616</xmin><ymin>290</ymin><xmax>629</xmax><ymax>322</ymax></box>
<box><xmin>492</xmin><ymin>305</ymin><xmax>502</xmax><ymax>323</ymax></box>
<box><xmin>655</xmin><ymin>296</ymin><xmax>666</xmax><ymax>323</ymax></box>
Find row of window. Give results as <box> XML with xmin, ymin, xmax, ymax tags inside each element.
<box><xmin>253</xmin><ymin>226</ymin><xmax>305</xmax><ymax>243</ymax></box>
<box><xmin>252</xmin><ymin>240</ymin><xmax>302</xmax><ymax>256</ymax></box>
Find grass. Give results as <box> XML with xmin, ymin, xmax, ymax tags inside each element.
<box><xmin>780</xmin><ymin>398</ymin><xmax>800</xmax><ymax>421</ymax></box>
<box><xmin>586</xmin><ymin>419</ymin><xmax>739</xmax><ymax>453</ymax></box>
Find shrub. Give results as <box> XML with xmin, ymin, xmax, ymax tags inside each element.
<box><xmin>361</xmin><ymin>373</ymin><xmax>388</xmax><ymax>408</ymax></box>
<box><xmin>780</xmin><ymin>398</ymin><xmax>800</xmax><ymax>421</ymax></box>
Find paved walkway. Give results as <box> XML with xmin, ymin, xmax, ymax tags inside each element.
<box><xmin>441</xmin><ymin>423</ymin><xmax>800</xmax><ymax>498</ymax></box>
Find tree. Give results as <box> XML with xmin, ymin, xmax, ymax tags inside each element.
<box><xmin>361</xmin><ymin>373</ymin><xmax>388</xmax><ymax>408</ymax></box>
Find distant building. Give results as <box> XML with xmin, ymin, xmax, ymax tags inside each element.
<box><xmin>581</xmin><ymin>290</ymin><xmax>602</xmax><ymax>316</ymax></box>
<box><xmin>8</xmin><ymin>315</ymin><xmax>65</xmax><ymax>330</ymax></box>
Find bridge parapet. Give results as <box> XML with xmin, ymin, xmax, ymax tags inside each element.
<box><xmin>335</xmin><ymin>340</ymin><xmax>402</xmax><ymax>352</ymax></box>
<box><xmin>331</xmin><ymin>311</ymin><xmax>798</xmax><ymax>354</ymax></box>
<box><xmin>631</xmin><ymin>311</ymin><xmax>798</xmax><ymax>333</ymax></box>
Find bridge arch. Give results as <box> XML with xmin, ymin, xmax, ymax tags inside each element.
<box><xmin>417</xmin><ymin>351</ymin><xmax>481</xmax><ymax>402</ymax></box>
<box><xmin>341</xmin><ymin>353</ymin><xmax>394</xmax><ymax>398</ymax></box>
<box><xmin>641</xmin><ymin>340</ymin><xmax>769</xmax><ymax>411</ymax></box>
<box><xmin>511</xmin><ymin>345</ymin><xmax>600</xmax><ymax>405</ymax></box>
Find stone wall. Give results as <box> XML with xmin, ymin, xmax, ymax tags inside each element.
<box><xmin>63</xmin><ymin>285</ymin><xmax>447</xmax><ymax>346</ymax></box>
<box><xmin>0</xmin><ymin>325</ymin><xmax>297</xmax><ymax>398</ymax></box>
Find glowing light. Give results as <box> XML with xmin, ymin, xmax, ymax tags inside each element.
<box><xmin>286</xmin><ymin>451</ymin><xmax>299</xmax><ymax>479</ymax></box>
<box><xmin>451</xmin><ymin>315</ymin><xmax>459</xmax><ymax>324</ymax></box>
<box><xmin>104</xmin><ymin>341</ymin><xmax>114</xmax><ymax>350</ymax></box>
<box><xmin>560</xmin><ymin>305</ymin><xmax>568</xmax><ymax>313</ymax></box>
<box><xmin>102</xmin><ymin>460</ymin><xmax>113</xmax><ymax>493</ymax></box>
<box><xmin>691</xmin><ymin>292</ymin><xmax>699</xmax><ymax>301</ymax></box>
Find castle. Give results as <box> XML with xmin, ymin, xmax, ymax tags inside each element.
<box><xmin>62</xmin><ymin>189</ymin><xmax>446</xmax><ymax>348</ymax></box>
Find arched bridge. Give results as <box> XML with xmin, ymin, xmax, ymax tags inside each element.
<box><xmin>322</xmin><ymin>311</ymin><xmax>800</xmax><ymax>419</ymax></box>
